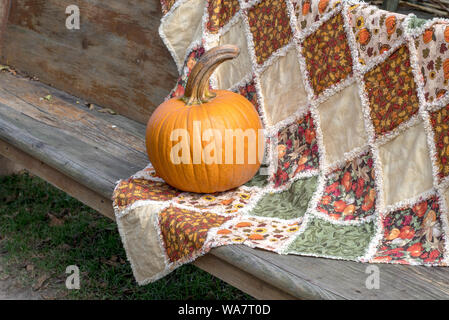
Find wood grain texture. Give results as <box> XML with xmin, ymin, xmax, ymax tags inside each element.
<box><xmin>0</xmin><ymin>154</ymin><xmax>23</xmax><ymax>175</ymax></box>
<box><xmin>0</xmin><ymin>139</ymin><xmax>114</xmax><ymax>219</ymax></box>
<box><xmin>1</xmin><ymin>71</ymin><xmax>449</xmax><ymax>299</ymax></box>
<box><xmin>1</xmin><ymin>0</ymin><xmax>177</xmax><ymax>123</ymax></box>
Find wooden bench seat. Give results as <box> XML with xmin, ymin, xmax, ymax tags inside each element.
<box><xmin>2</xmin><ymin>70</ymin><xmax>449</xmax><ymax>299</ymax></box>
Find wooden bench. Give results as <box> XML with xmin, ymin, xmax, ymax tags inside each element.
<box><xmin>1</xmin><ymin>0</ymin><xmax>449</xmax><ymax>299</ymax></box>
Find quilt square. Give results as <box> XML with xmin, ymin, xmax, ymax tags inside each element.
<box><xmin>364</xmin><ymin>45</ymin><xmax>419</xmax><ymax>137</ymax></box>
<box><xmin>302</xmin><ymin>13</ymin><xmax>353</xmax><ymax>96</ymax></box>
<box><xmin>246</xmin><ymin>0</ymin><xmax>293</xmax><ymax>65</ymax></box>
<box><xmin>430</xmin><ymin>104</ymin><xmax>449</xmax><ymax>180</ymax></box>
<box><xmin>293</xmin><ymin>0</ymin><xmax>342</xmax><ymax>31</ymax></box>
<box><xmin>233</xmin><ymin>77</ymin><xmax>262</xmax><ymax>116</ymax></box>
<box><xmin>215</xmin><ymin>19</ymin><xmax>253</xmax><ymax>89</ymax></box>
<box><xmin>207</xmin><ymin>0</ymin><xmax>240</xmax><ymax>33</ymax></box>
<box><xmin>174</xmin><ymin>187</ymin><xmax>260</xmax><ymax>214</ymax></box>
<box><xmin>373</xmin><ymin>196</ymin><xmax>445</xmax><ymax>265</ymax></box>
<box><xmin>161</xmin><ymin>0</ymin><xmax>205</xmax><ymax>67</ymax></box>
<box><xmin>414</xmin><ymin>23</ymin><xmax>449</xmax><ymax>103</ymax></box>
<box><xmin>113</xmin><ymin>179</ymin><xmax>180</xmax><ymax>210</ymax></box>
<box><xmin>250</xmin><ymin>175</ymin><xmax>318</xmax><ymax>220</ymax></box>
<box><xmin>159</xmin><ymin>206</ymin><xmax>231</xmax><ymax>263</ymax></box>
<box><xmin>348</xmin><ymin>3</ymin><xmax>405</xmax><ymax>67</ymax></box>
<box><xmin>318</xmin><ymin>83</ymin><xmax>367</xmax><ymax>164</ymax></box>
<box><xmin>273</xmin><ymin>112</ymin><xmax>320</xmax><ymax>187</ymax></box>
<box><xmin>287</xmin><ymin>216</ymin><xmax>376</xmax><ymax>259</ymax></box>
<box><xmin>317</xmin><ymin>152</ymin><xmax>377</xmax><ymax>221</ymax></box>
<box><xmin>212</xmin><ymin>216</ymin><xmax>302</xmax><ymax>251</ymax></box>
<box><xmin>379</xmin><ymin>123</ymin><xmax>434</xmax><ymax>206</ymax></box>
<box><xmin>259</xmin><ymin>47</ymin><xmax>308</xmax><ymax>125</ymax></box>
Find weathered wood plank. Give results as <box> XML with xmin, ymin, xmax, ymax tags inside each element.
<box><xmin>2</xmin><ymin>0</ymin><xmax>177</xmax><ymax>123</ymax></box>
<box><xmin>0</xmin><ymin>139</ymin><xmax>114</xmax><ymax>219</ymax></box>
<box><xmin>1</xmin><ymin>71</ymin><xmax>449</xmax><ymax>299</ymax></box>
<box><xmin>0</xmin><ymin>154</ymin><xmax>23</xmax><ymax>175</ymax></box>
<box><xmin>193</xmin><ymin>254</ymin><xmax>297</xmax><ymax>300</ymax></box>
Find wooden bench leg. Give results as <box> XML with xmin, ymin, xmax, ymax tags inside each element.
<box><xmin>0</xmin><ymin>155</ymin><xmax>24</xmax><ymax>176</ymax></box>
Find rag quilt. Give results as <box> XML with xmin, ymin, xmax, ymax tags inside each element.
<box><xmin>113</xmin><ymin>0</ymin><xmax>449</xmax><ymax>284</ymax></box>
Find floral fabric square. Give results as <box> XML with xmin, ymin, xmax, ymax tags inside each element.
<box><xmin>414</xmin><ymin>23</ymin><xmax>449</xmax><ymax>103</ymax></box>
<box><xmin>233</xmin><ymin>77</ymin><xmax>261</xmax><ymax>116</ymax></box>
<box><xmin>302</xmin><ymin>13</ymin><xmax>353</xmax><ymax>96</ymax></box>
<box><xmin>273</xmin><ymin>112</ymin><xmax>319</xmax><ymax>187</ymax></box>
<box><xmin>159</xmin><ymin>206</ymin><xmax>231</xmax><ymax>263</ymax></box>
<box><xmin>373</xmin><ymin>196</ymin><xmax>445</xmax><ymax>265</ymax></box>
<box><xmin>317</xmin><ymin>152</ymin><xmax>376</xmax><ymax>221</ymax></box>
<box><xmin>246</xmin><ymin>0</ymin><xmax>293</xmax><ymax>65</ymax></box>
<box><xmin>430</xmin><ymin>104</ymin><xmax>449</xmax><ymax>180</ymax></box>
<box><xmin>207</xmin><ymin>0</ymin><xmax>240</xmax><ymax>33</ymax></box>
<box><xmin>364</xmin><ymin>45</ymin><xmax>419</xmax><ymax>137</ymax></box>
<box><xmin>348</xmin><ymin>3</ymin><xmax>405</xmax><ymax>67</ymax></box>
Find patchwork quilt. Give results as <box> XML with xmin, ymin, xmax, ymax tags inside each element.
<box><xmin>113</xmin><ymin>0</ymin><xmax>449</xmax><ymax>284</ymax></box>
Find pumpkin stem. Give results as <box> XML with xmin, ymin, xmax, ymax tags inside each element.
<box><xmin>183</xmin><ymin>45</ymin><xmax>240</xmax><ymax>105</ymax></box>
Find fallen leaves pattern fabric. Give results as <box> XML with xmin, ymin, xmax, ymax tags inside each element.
<box><xmin>302</xmin><ymin>13</ymin><xmax>353</xmax><ymax>96</ymax></box>
<box><xmin>207</xmin><ymin>0</ymin><xmax>240</xmax><ymax>33</ymax></box>
<box><xmin>113</xmin><ymin>179</ymin><xmax>180</xmax><ymax>210</ymax></box>
<box><xmin>247</xmin><ymin>0</ymin><xmax>293</xmax><ymax>65</ymax></box>
<box><xmin>364</xmin><ymin>45</ymin><xmax>419</xmax><ymax>136</ymax></box>
<box><xmin>430</xmin><ymin>104</ymin><xmax>449</xmax><ymax>180</ymax></box>
<box><xmin>159</xmin><ymin>206</ymin><xmax>232</xmax><ymax>263</ymax></box>
<box><xmin>112</xmin><ymin>0</ymin><xmax>449</xmax><ymax>284</ymax></box>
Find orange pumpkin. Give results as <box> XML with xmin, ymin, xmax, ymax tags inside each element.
<box><xmin>423</xmin><ymin>28</ymin><xmax>434</xmax><ymax>44</ymax></box>
<box><xmin>445</xmin><ymin>26</ymin><xmax>449</xmax><ymax>43</ymax></box>
<box><xmin>318</xmin><ymin>0</ymin><xmax>329</xmax><ymax>14</ymax></box>
<box><xmin>385</xmin><ymin>15</ymin><xmax>396</xmax><ymax>36</ymax></box>
<box><xmin>146</xmin><ymin>45</ymin><xmax>264</xmax><ymax>193</ymax></box>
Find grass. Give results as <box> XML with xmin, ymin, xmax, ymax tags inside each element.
<box><xmin>0</xmin><ymin>172</ymin><xmax>251</xmax><ymax>300</ymax></box>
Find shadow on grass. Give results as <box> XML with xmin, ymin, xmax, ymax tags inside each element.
<box><xmin>0</xmin><ymin>172</ymin><xmax>252</xmax><ymax>300</ymax></box>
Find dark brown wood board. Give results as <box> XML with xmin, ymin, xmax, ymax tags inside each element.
<box><xmin>1</xmin><ymin>0</ymin><xmax>177</xmax><ymax>124</ymax></box>
<box><xmin>1</xmin><ymin>70</ymin><xmax>449</xmax><ymax>299</ymax></box>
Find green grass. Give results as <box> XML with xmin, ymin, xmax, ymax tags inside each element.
<box><xmin>0</xmin><ymin>172</ymin><xmax>251</xmax><ymax>300</ymax></box>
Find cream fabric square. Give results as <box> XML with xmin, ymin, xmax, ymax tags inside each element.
<box><xmin>118</xmin><ymin>204</ymin><xmax>167</xmax><ymax>284</ymax></box>
<box><xmin>318</xmin><ymin>84</ymin><xmax>367</xmax><ymax>164</ymax></box>
<box><xmin>379</xmin><ymin>123</ymin><xmax>434</xmax><ymax>206</ymax></box>
<box><xmin>260</xmin><ymin>48</ymin><xmax>308</xmax><ymax>126</ymax></box>
<box><xmin>215</xmin><ymin>20</ymin><xmax>252</xmax><ymax>89</ymax></box>
<box><xmin>161</xmin><ymin>0</ymin><xmax>204</xmax><ymax>68</ymax></box>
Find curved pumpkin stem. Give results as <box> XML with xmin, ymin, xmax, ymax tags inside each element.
<box><xmin>183</xmin><ymin>45</ymin><xmax>240</xmax><ymax>105</ymax></box>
